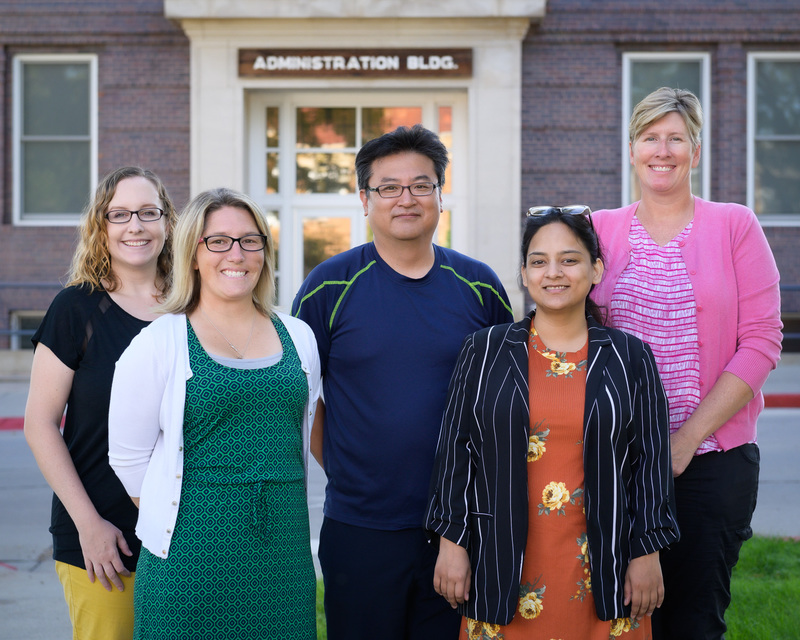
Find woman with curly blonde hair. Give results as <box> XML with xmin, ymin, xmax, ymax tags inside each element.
<box><xmin>66</xmin><ymin>168</ymin><xmax>174</xmax><ymax>297</ymax></box>
<box><xmin>24</xmin><ymin>166</ymin><xmax>175</xmax><ymax>640</ymax></box>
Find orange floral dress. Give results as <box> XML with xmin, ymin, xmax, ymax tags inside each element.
<box><xmin>459</xmin><ymin>328</ymin><xmax>651</xmax><ymax>640</ymax></box>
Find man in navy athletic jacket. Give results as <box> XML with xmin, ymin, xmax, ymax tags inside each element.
<box><xmin>293</xmin><ymin>124</ymin><xmax>513</xmax><ymax>640</ymax></box>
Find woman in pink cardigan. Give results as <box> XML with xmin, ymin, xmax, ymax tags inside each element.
<box><xmin>591</xmin><ymin>87</ymin><xmax>782</xmax><ymax>640</ymax></box>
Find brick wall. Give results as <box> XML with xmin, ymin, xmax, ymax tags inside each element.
<box><xmin>0</xmin><ymin>0</ymin><xmax>190</xmax><ymax>347</ymax></box>
<box><xmin>1</xmin><ymin>0</ymin><xmax>798</xmax><ymax>346</ymax></box>
<box><xmin>521</xmin><ymin>0</ymin><xmax>800</xmax><ymax>317</ymax></box>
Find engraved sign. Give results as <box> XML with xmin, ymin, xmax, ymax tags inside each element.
<box><xmin>239</xmin><ymin>49</ymin><xmax>473</xmax><ymax>78</ymax></box>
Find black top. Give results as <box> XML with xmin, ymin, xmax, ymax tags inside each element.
<box><xmin>32</xmin><ymin>284</ymin><xmax>147</xmax><ymax>571</ymax></box>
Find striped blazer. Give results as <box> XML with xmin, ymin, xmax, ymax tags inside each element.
<box><xmin>424</xmin><ymin>313</ymin><xmax>679</xmax><ymax>624</ymax></box>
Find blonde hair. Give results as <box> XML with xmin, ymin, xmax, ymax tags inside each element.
<box><xmin>629</xmin><ymin>87</ymin><xmax>704</xmax><ymax>150</ymax></box>
<box><xmin>159</xmin><ymin>188</ymin><xmax>276</xmax><ymax>316</ymax></box>
<box><xmin>66</xmin><ymin>166</ymin><xmax>175</xmax><ymax>298</ymax></box>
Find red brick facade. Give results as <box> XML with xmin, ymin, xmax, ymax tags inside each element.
<box><xmin>521</xmin><ymin>0</ymin><xmax>800</xmax><ymax>326</ymax></box>
<box><xmin>0</xmin><ymin>1</ymin><xmax>189</xmax><ymax>347</ymax></box>
<box><xmin>1</xmin><ymin>0</ymin><xmax>797</xmax><ymax>348</ymax></box>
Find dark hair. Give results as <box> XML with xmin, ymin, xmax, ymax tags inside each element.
<box><xmin>520</xmin><ymin>211</ymin><xmax>606</xmax><ymax>324</ymax></box>
<box><xmin>355</xmin><ymin>124</ymin><xmax>449</xmax><ymax>191</ymax></box>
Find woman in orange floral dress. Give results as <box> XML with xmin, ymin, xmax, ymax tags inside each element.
<box><xmin>425</xmin><ymin>207</ymin><xmax>679</xmax><ymax>640</ymax></box>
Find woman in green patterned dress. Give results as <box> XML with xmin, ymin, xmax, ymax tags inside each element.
<box><xmin>109</xmin><ymin>188</ymin><xmax>321</xmax><ymax>639</ymax></box>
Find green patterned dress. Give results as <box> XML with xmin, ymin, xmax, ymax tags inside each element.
<box><xmin>133</xmin><ymin>316</ymin><xmax>316</xmax><ymax>639</ymax></box>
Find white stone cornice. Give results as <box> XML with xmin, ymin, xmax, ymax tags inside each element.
<box><xmin>178</xmin><ymin>17</ymin><xmax>532</xmax><ymax>46</ymax></box>
<box><xmin>166</xmin><ymin>0</ymin><xmax>546</xmax><ymax>20</ymax></box>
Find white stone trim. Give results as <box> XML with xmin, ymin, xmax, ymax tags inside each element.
<box><xmin>175</xmin><ymin>14</ymin><xmax>534</xmax><ymax>315</ymax></box>
<box><xmin>166</xmin><ymin>0</ymin><xmax>545</xmax><ymax>20</ymax></box>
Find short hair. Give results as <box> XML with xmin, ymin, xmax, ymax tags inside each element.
<box><xmin>520</xmin><ymin>210</ymin><xmax>605</xmax><ymax>324</ymax></box>
<box><xmin>67</xmin><ymin>166</ymin><xmax>175</xmax><ymax>298</ymax></box>
<box><xmin>629</xmin><ymin>87</ymin><xmax>704</xmax><ymax>150</ymax></box>
<box><xmin>355</xmin><ymin>124</ymin><xmax>449</xmax><ymax>191</ymax></box>
<box><xmin>159</xmin><ymin>188</ymin><xmax>276</xmax><ymax>316</ymax></box>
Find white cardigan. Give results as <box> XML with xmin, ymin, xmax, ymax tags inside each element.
<box><xmin>108</xmin><ymin>311</ymin><xmax>321</xmax><ymax>559</ymax></box>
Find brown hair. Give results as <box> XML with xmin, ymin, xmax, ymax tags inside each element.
<box><xmin>66</xmin><ymin>166</ymin><xmax>175</xmax><ymax>298</ymax></box>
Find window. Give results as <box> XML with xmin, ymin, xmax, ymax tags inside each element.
<box><xmin>248</xmin><ymin>91</ymin><xmax>464</xmax><ymax>308</ymax></box>
<box><xmin>748</xmin><ymin>53</ymin><xmax>800</xmax><ymax>223</ymax></box>
<box><xmin>622</xmin><ymin>53</ymin><xmax>710</xmax><ymax>205</ymax></box>
<box><xmin>10</xmin><ymin>311</ymin><xmax>44</xmax><ymax>350</ymax></box>
<box><xmin>13</xmin><ymin>54</ymin><xmax>98</xmax><ymax>225</ymax></box>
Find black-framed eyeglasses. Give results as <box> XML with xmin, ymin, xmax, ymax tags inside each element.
<box><xmin>198</xmin><ymin>234</ymin><xmax>268</xmax><ymax>252</ymax></box>
<box><xmin>366</xmin><ymin>182</ymin><xmax>439</xmax><ymax>199</ymax></box>
<box><xmin>105</xmin><ymin>208</ymin><xmax>165</xmax><ymax>224</ymax></box>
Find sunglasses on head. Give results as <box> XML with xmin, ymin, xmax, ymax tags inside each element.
<box><xmin>526</xmin><ymin>205</ymin><xmax>592</xmax><ymax>218</ymax></box>
<box><xmin>526</xmin><ymin>205</ymin><xmax>595</xmax><ymax>232</ymax></box>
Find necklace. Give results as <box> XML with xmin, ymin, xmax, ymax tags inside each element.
<box><xmin>199</xmin><ymin>307</ymin><xmax>256</xmax><ymax>359</ymax></box>
<box><xmin>529</xmin><ymin>327</ymin><xmax>582</xmax><ymax>376</ymax></box>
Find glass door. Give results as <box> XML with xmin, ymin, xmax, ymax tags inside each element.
<box><xmin>247</xmin><ymin>90</ymin><xmax>466</xmax><ymax>309</ymax></box>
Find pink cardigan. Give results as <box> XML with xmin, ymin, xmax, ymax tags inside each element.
<box><xmin>592</xmin><ymin>198</ymin><xmax>783</xmax><ymax>450</ymax></box>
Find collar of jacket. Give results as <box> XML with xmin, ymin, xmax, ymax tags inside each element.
<box><xmin>504</xmin><ymin>311</ymin><xmax>614</xmax><ymax>349</ymax></box>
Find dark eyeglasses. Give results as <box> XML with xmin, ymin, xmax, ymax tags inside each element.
<box><xmin>105</xmin><ymin>208</ymin><xmax>165</xmax><ymax>224</ymax></box>
<box><xmin>527</xmin><ymin>205</ymin><xmax>592</xmax><ymax>218</ymax></box>
<box><xmin>198</xmin><ymin>234</ymin><xmax>268</xmax><ymax>252</ymax></box>
<box><xmin>526</xmin><ymin>205</ymin><xmax>594</xmax><ymax>231</ymax></box>
<box><xmin>365</xmin><ymin>182</ymin><xmax>439</xmax><ymax>199</ymax></box>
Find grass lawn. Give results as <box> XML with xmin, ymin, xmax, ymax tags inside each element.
<box><xmin>314</xmin><ymin>536</ymin><xmax>800</xmax><ymax>639</ymax></box>
<box><xmin>726</xmin><ymin>536</ymin><xmax>800</xmax><ymax>639</ymax></box>
<box><xmin>316</xmin><ymin>579</ymin><xmax>327</xmax><ymax>640</ymax></box>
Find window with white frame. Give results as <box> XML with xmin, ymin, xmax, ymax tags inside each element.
<box><xmin>748</xmin><ymin>53</ymin><xmax>800</xmax><ymax>221</ymax></box>
<box><xmin>13</xmin><ymin>54</ymin><xmax>97</xmax><ymax>225</ymax></box>
<box><xmin>622</xmin><ymin>53</ymin><xmax>711</xmax><ymax>205</ymax></box>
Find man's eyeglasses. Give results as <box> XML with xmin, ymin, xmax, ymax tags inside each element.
<box><xmin>366</xmin><ymin>182</ymin><xmax>439</xmax><ymax>199</ymax></box>
<box><xmin>105</xmin><ymin>208</ymin><xmax>165</xmax><ymax>224</ymax></box>
<box><xmin>198</xmin><ymin>234</ymin><xmax>268</xmax><ymax>252</ymax></box>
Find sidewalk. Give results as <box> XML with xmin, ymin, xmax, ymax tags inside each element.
<box><xmin>0</xmin><ymin>355</ymin><xmax>798</xmax><ymax>640</ymax></box>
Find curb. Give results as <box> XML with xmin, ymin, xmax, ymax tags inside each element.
<box><xmin>765</xmin><ymin>395</ymin><xmax>800</xmax><ymax>409</ymax></box>
<box><xmin>0</xmin><ymin>417</ymin><xmax>24</xmax><ymax>431</ymax></box>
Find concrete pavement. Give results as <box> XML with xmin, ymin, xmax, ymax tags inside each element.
<box><xmin>1</xmin><ymin>357</ymin><xmax>798</xmax><ymax>640</ymax></box>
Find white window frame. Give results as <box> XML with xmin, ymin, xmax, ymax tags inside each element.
<box><xmin>12</xmin><ymin>53</ymin><xmax>98</xmax><ymax>226</ymax></box>
<box><xmin>622</xmin><ymin>53</ymin><xmax>711</xmax><ymax>206</ymax></box>
<box><xmin>246</xmin><ymin>90</ymin><xmax>467</xmax><ymax>309</ymax></box>
<box><xmin>747</xmin><ymin>52</ymin><xmax>800</xmax><ymax>226</ymax></box>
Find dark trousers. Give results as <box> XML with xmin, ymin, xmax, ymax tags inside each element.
<box><xmin>318</xmin><ymin>517</ymin><xmax>461</xmax><ymax>640</ymax></box>
<box><xmin>653</xmin><ymin>443</ymin><xmax>760</xmax><ymax>640</ymax></box>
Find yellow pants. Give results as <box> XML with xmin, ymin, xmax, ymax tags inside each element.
<box><xmin>55</xmin><ymin>560</ymin><xmax>135</xmax><ymax>640</ymax></box>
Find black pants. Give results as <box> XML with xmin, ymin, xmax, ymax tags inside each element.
<box><xmin>318</xmin><ymin>517</ymin><xmax>461</xmax><ymax>640</ymax></box>
<box><xmin>654</xmin><ymin>444</ymin><xmax>760</xmax><ymax>640</ymax></box>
